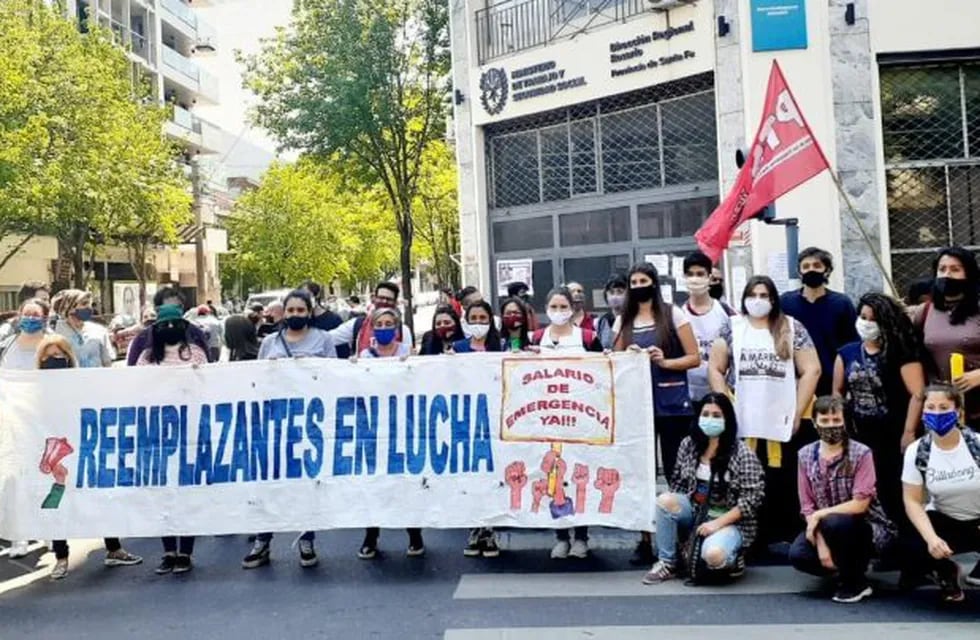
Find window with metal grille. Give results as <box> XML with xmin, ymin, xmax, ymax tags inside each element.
<box><xmin>486</xmin><ymin>73</ymin><xmax>717</xmax><ymax>210</ymax></box>
<box><xmin>880</xmin><ymin>62</ymin><xmax>980</xmax><ymax>296</ymax></box>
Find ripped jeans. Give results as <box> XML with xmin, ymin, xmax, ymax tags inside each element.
<box><xmin>654</xmin><ymin>493</ymin><xmax>742</xmax><ymax>568</ymax></box>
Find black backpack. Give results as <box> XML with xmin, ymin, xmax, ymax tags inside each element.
<box><xmin>914</xmin><ymin>428</ymin><xmax>980</xmax><ymax>477</ymax></box>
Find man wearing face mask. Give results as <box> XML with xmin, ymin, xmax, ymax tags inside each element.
<box><xmin>597</xmin><ymin>275</ymin><xmax>628</xmax><ymax>351</ymax></box>
<box><xmin>51</xmin><ymin>289</ymin><xmax>115</xmax><ymax>369</ymax></box>
<box><xmin>780</xmin><ymin>247</ymin><xmax>858</xmax><ymax>397</ymax></box>
<box><xmin>709</xmin><ymin>268</ymin><xmax>726</xmax><ymax>302</ymax></box>
<box><xmin>682</xmin><ymin>252</ymin><xmax>737</xmax><ymax>401</ymax></box>
<box><xmin>565</xmin><ymin>282</ymin><xmax>596</xmax><ymax>332</ymax></box>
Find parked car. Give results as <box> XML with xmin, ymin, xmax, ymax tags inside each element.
<box><xmin>245</xmin><ymin>289</ymin><xmax>292</xmax><ymax>311</ymax></box>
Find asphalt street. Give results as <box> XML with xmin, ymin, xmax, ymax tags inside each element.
<box><xmin>1</xmin><ymin>529</ymin><xmax>978</xmax><ymax>639</ymax></box>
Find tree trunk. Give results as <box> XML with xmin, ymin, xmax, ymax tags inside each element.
<box><xmin>397</xmin><ymin>203</ymin><xmax>415</xmax><ymax>333</ymax></box>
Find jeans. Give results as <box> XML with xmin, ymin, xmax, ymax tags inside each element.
<box><xmin>789</xmin><ymin>514</ymin><xmax>873</xmax><ymax>588</ymax></box>
<box><xmin>161</xmin><ymin>536</ymin><xmax>195</xmax><ymax>555</ymax></box>
<box><xmin>52</xmin><ymin>538</ymin><xmax>120</xmax><ymax>561</ymax></box>
<box><xmin>256</xmin><ymin>531</ymin><xmax>314</xmax><ymax>544</ymax></box>
<box><xmin>901</xmin><ymin>511</ymin><xmax>980</xmax><ymax>578</ymax></box>
<box><xmin>654</xmin><ymin>493</ymin><xmax>743</xmax><ymax>568</ymax></box>
<box><xmin>556</xmin><ymin>527</ymin><xmax>589</xmax><ymax>542</ymax></box>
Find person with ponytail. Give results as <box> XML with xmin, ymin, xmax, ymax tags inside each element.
<box><xmin>833</xmin><ymin>292</ymin><xmax>925</xmax><ymax>528</ymax></box>
<box><xmin>643</xmin><ymin>393</ymin><xmax>765</xmax><ymax>584</ymax></box>
<box><xmin>789</xmin><ymin>396</ymin><xmax>895</xmax><ymax>604</ymax></box>
<box><xmin>613</xmin><ymin>262</ymin><xmax>700</xmax><ymax>566</ymax></box>
<box><xmin>909</xmin><ymin>247</ymin><xmax>980</xmax><ymax>430</ymax></box>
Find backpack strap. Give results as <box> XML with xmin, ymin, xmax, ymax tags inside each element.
<box><xmin>961</xmin><ymin>428</ymin><xmax>980</xmax><ymax>468</ymax></box>
<box><xmin>531</xmin><ymin>328</ymin><xmax>545</xmax><ymax>345</ymax></box>
<box><xmin>581</xmin><ymin>329</ymin><xmax>598</xmax><ymax>351</ymax></box>
<box><xmin>915</xmin><ymin>436</ymin><xmax>931</xmax><ymax>478</ymax></box>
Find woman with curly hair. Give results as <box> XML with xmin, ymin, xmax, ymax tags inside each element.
<box><xmin>833</xmin><ymin>292</ymin><xmax>925</xmax><ymax>528</ymax></box>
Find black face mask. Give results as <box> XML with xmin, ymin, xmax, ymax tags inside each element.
<box><xmin>801</xmin><ymin>271</ymin><xmax>827</xmax><ymax>289</ymax></box>
<box><xmin>284</xmin><ymin>316</ymin><xmax>309</xmax><ymax>331</ymax></box>
<box><xmin>158</xmin><ymin>327</ymin><xmax>184</xmax><ymax>346</ymax></box>
<box><xmin>934</xmin><ymin>277</ymin><xmax>967</xmax><ymax>301</ymax></box>
<box><xmin>709</xmin><ymin>284</ymin><xmax>724</xmax><ymax>300</ymax></box>
<box><xmin>40</xmin><ymin>356</ymin><xmax>71</xmax><ymax>370</ymax></box>
<box><xmin>630</xmin><ymin>285</ymin><xmax>655</xmax><ymax>303</ymax></box>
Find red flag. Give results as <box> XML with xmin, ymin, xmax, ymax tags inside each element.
<box><xmin>695</xmin><ymin>61</ymin><xmax>831</xmax><ymax>261</ymax></box>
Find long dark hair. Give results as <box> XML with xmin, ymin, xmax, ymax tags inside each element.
<box><xmin>421</xmin><ymin>305</ymin><xmax>464</xmax><ymax>354</ymax></box>
<box><xmin>741</xmin><ymin>275</ymin><xmax>791</xmax><ymax>360</ymax></box>
<box><xmin>690</xmin><ymin>393</ymin><xmax>739</xmax><ymax>477</ymax></box>
<box><xmin>465</xmin><ymin>301</ymin><xmax>502</xmax><ymax>352</ymax></box>
<box><xmin>617</xmin><ymin>262</ymin><xmax>675</xmax><ymax>349</ymax></box>
<box><xmin>500</xmin><ymin>297</ymin><xmax>531</xmax><ymax>349</ymax></box>
<box><xmin>933</xmin><ymin>247</ymin><xmax>980</xmax><ymax>324</ymax></box>
<box><xmin>857</xmin><ymin>292</ymin><xmax>920</xmax><ymax>367</ymax></box>
<box><xmin>150</xmin><ymin>320</ymin><xmax>191</xmax><ymax>364</ymax></box>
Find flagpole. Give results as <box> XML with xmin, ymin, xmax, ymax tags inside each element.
<box><xmin>827</xmin><ymin>170</ymin><xmax>899</xmax><ymax>297</ymax></box>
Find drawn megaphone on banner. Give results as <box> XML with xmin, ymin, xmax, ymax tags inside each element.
<box><xmin>39</xmin><ymin>436</ymin><xmax>74</xmax><ymax>509</ymax></box>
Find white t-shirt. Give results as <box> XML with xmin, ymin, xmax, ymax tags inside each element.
<box><xmin>683</xmin><ymin>299</ymin><xmax>732</xmax><ymax>400</ymax></box>
<box><xmin>902</xmin><ymin>434</ymin><xmax>980</xmax><ymax>521</ymax></box>
<box><xmin>537</xmin><ymin>326</ymin><xmax>587</xmax><ymax>353</ymax></box>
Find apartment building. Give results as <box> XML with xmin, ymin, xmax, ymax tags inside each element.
<box><xmin>451</xmin><ymin>0</ymin><xmax>980</xmax><ymax>310</ymax></box>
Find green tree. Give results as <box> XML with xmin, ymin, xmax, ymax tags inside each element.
<box><xmin>413</xmin><ymin>140</ymin><xmax>460</xmax><ymax>290</ymax></box>
<box><xmin>240</xmin><ymin>0</ymin><xmax>450</xmax><ymax>329</ymax></box>
<box><xmin>225</xmin><ymin>160</ymin><xmax>398</xmax><ymax>290</ymax></box>
<box><xmin>0</xmin><ymin>0</ymin><xmax>191</xmax><ymax>288</ymax></box>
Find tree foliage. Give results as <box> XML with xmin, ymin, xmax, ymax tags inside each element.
<box><xmin>413</xmin><ymin>140</ymin><xmax>460</xmax><ymax>290</ymax></box>
<box><xmin>240</xmin><ymin>0</ymin><xmax>450</xmax><ymax>328</ymax></box>
<box><xmin>225</xmin><ymin>160</ymin><xmax>398</xmax><ymax>290</ymax></box>
<box><xmin>0</xmin><ymin>0</ymin><xmax>191</xmax><ymax>288</ymax></box>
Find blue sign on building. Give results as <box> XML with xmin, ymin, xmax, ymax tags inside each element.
<box><xmin>751</xmin><ymin>0</ymin><xmax>808</xmax><ymax>52</ymax></box>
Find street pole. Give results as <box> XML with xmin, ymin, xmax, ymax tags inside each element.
<box><xmin>191</xmin><ymin>155</ymin><xmax>207</xmax><ymax>306</ymax></box>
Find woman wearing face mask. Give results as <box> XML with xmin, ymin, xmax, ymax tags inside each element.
<box><xmin>38</xmin><ymin>335</ymin><xmax>144</xmax><ymax>579</ymax></box>
<box><xmin>597</xmin><ymin>275</ymin><xmax>627</xmax><ymax>351</ymax></box>
<box><xmin>135</xmin><ymin>304</ymin><xmax>208</xmax><ymax>575</ymax></box>
<box><xmin>643</xmin><ymin>393</ymin><xmax>764</xmax><ymax>584</ymax></box>
<box><xmin>419</xmin><ymin>305</ymin><xmax>464</xmax><ymax>355</ymax></box>
<box><xmin>900</xmin><ymin>384</ymin><xmax>980</xmax><ymax>602</ymax></box>
<box><xmin>613</xmin><ymin>263</ymin><xmax>700</xmax><ymax>566</ymax></box>
<box><xmin>833</xmin><ymin>293</ymin><xmax>924</xmax><ymax>529</ymax></box>
<box><xmin>354</xmin><ymin>307</ymin><xmax>424</xmax><ymax>559</ymax></box>
<box><xmin>500</xmin><ymin>298</ymin><xmax>532</xmax><ymax>352</ymax></box>
<box><xmin>243</xmin><ymin>290</ymin><xmax>336</xmax><ymax>571</ymax></box>
<box><xmin>452</xmin><ymin>301</ymin><xmax>503</xmax><ymax>354</ymax></box>
<box><xmin>909</xmin><ymin>247</ymin><xmax>980</xmax><ymax>431</ymax></box>
<box><xmin>52</xmin><ymin>289</ymin><xmax>116</xmax><ymax>369</ymax></box>
<box><xmin>789</xmin><ymin>396</ymin><xmax>896</xmax><ymax>604</ymax></box>
<box><xmin>565</xmin><ymin>282</ymin><xmax>596</xmax><ymax>332</ymax></box>
<box><xmin>708</xmin><ymin>276</ymin><xmax>821</xmax><ymax>549</ymax></box>
<box><xmin>533</xmin><ymin>288</ymin><xmax>601</xmax><ymax>352</ymax></box>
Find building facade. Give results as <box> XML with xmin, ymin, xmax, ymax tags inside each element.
<box><xmin>451</xmin><ymin>0</ymin><xmax>980</xmax><ymax>311</ymax></box>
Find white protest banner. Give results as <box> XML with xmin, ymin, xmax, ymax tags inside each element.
<box><xmin>0</xmin><ymin>353</ymin><xmax>655</xmax><ymax>539</ymax></box>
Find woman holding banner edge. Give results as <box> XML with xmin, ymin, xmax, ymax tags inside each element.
<box><xmin>242</xmin><ymin>289</ymin><xmax>336</xmax><ymax>571</ymax></box>
<box><xmin>612</xmin><ymin>262</ymin><xmax>700</xmax><ymax>567</ymax></box>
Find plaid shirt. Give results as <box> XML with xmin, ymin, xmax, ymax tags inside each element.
<box><xmin>670</xmin><ymin>437</ymin><xmax>766</xmax><ymax>548</ymax></box>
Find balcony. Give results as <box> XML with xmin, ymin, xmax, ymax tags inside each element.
<box><xmin>475</xmin><ymin>0</ymin><xmax>650</xmax><ymax>64</ymax></box>
<box><xmin>165</xmin><ymin>106</ymin><xmax>220</xmax><ymax>154</ymax></box>
<box><xmin>161</xmin><ymin>0</ymin><xmax>219</xmax><ymax>52</ymax></box>
<box><xmin>161</xmin><ymin>0</ymin><xmax>197</xmax><ymax>31</ymax></box>
<box><xmin>161</xmin><ymin>45</ymin><xmax>219</xmax><ymax>104</ymax></box>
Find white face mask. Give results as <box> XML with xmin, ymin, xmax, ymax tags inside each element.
<box><xmin>686</xmin><ymin>276</ymin><xmax>710</xmax><ymax>295</ymax></box>
<box><xmin>547</xmin><ymin>310</ymin><xmax>573</xmax><ymax>326</ymax></box>
<box><xmin>855</xmin><ymin>318</ymin><xmax>880</xmax><ymax>342</ymax></box>
<box><xmin>744</xmin><ymin>298</ymin><xmax>772</xmax><ymax>318</ymax></box>
<box><xmin>463</xmin><ymin>322</ymin><xmax>490</xmax><ymax>340</ymax></box>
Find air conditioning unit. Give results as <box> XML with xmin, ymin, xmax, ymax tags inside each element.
<box><xmin>648</xmin><ymin>0</ymin><xmax>698</xmax><ymax>10</ymax></box>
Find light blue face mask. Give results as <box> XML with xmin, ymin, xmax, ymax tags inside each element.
<box><xmin>698</xmin><ymin>416</ymin><xmax>725</xmax><ymax>438</ymax></box>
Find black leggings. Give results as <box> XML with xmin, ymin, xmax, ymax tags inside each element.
<box><xmin>52</xmin><ymin>538</ymin><xmax>120</xmax><ymax>561</ymax></box>
<box><xmin>901</xmin><ymin>511</ymin><xmax>980</xmax><ymax>577</ymax></box>
<box><xmin>789</xmin><ymin>514</ymin><xmax>873</xmax><ymax>587</ymax></box>
<box><xmin>363</xmin><ymin>528</ymin><xmax>423</xmax><ymax>546</ymax></box>
<box><xmin>161</xmin><ymin>536</ymin><xmax>195</xmax><ymax>555</ymax></box>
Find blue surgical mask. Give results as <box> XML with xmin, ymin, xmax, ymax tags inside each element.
<box><xmin>374</xmin><ymin>327</ymin><xmax>397</xmax><ymax>346</ymax></box>
<box><xmin>923</xmin><ymin>411</ymin><xmax>959</xmax><ymax>437</ymax></box>
<box><xmin>698</xmin><ymin>416</ymin><xmax>725</xmax><ymax>438</ymax></box>
<box><xmin>18</xmin><ymin>317</ymin><xmax>44</xmax><ymax>334</ymax></box>
<box><xmin>73</xmin><ymin>308</ymin><xmax>93</xmax><ymax>322</ymax></box>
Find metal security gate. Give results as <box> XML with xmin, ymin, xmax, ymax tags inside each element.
<box><xmin>880</xmin><ymin>61</ymin><xmax>980</xmax><ymax>296</ymax></box>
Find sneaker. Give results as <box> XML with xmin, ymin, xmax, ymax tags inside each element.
<box><xmin>172</xmin><ymin>554</ymin><xmax>193</xmax><ymax>574</ymax></box>
<box><xmin>241</xmin><ymin>539</ymin><xmax>271</xmax><ymax>569</ymax></box>
<box><xmin>629</xmin><ymin>540</ymin><xmax>655</xmax><ymax>566</ymax></box>
<box><xmin>642</xmin><ymin>560</ymin><xmax>676</xmax><ymax>584</ymax></box>
<box><xmin>50</xmin><ymin>559</ymin><xmax>69</xmax><ymax>581</ymax></box>
<box><xmin>155</xmin><ymin>554</ymin><xmax>177</xmax><ymax>575</ymax></box>
<box><xmin>551</xmin><ymin>540</ymin><xmax>571</xmax><ymax>559</ymax></box>
<box><xmin>406</xmin><ymin>537</ymin><xmax>425</xmax><ymax>558</ymax></box>
<box><xmin>965</xmin><ymin>559</ymin><xmax>980</xmax><ymax>587</ymax></box>
<box><xmin>569</xmin><ymin>539</ymin><xmax>589</xmax><ymax>559</ymax></box>
<box><xmin>358</xmin><ymin>542</ymin><xmax>378</xmax><ymax>560</ymax></box>
<box><xmin>729</xmin><ymin>552</ymin><xmax>746</xmax><ymax>578</ymax></box>
<box><xmin>104</xmin><ymin>549</ymin><xmax>143</xmax><ymax>567</ymax></box>
<box><xmin>937</xmin><ymin>562</ymin><xmax>965</xmax><ymax>603</ymax></box>
<box><xmin>298</xmin><ymin>539</ymin><xmax>318</xmax><ymax>568</ymax></box>
<box><xmin>832</xmin><ymin>582</ymin><xmax>873</xmax><ymax>604</ymax></box>
<box><xmin>463</xmin><ymin>530</ymin><xmax>484</xmax><ymax>557</ymax></box>
<box><xmin>7</xmin><ymin>540</ymin><xmax>30</xmax><ymax>559</ymax></box>
<box><xmin>481</xmin><ymin>534</ymin><xmax>500</xmax><ymax>558</ymax></box>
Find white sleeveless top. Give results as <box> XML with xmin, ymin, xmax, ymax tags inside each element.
<box><xmin>732</xmin><ymin>317</ymin><xmax>798</xmax><ymax>443</ymax></box>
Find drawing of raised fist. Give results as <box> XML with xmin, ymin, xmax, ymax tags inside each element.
<box><xmin>505</xmin><ymin>461</ymin><xmax>528</xmax><ymax>510</ymax></box>
<box><xmin>531</xmin><ymin>478</ymin><xmax>548</xmax><ymax>513</ymax></box>
<box><xmin>594</xmin><ymin>467</ymin><xmax>621</xmax><ymax>514</ymax></box>
<box><xmin>572</xmin><ymin>463</ymin><xmax>590</xmax><ymax>514</ymax></box>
